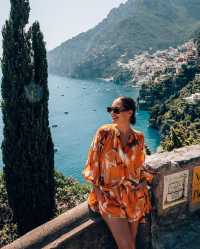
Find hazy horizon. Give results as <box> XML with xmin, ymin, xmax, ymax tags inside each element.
<box><xmin>0</xmin><ymin>0</ymin><xmax>127</xmax><ymax>56</ymax></box>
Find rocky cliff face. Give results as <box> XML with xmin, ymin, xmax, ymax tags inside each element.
<box><xmin>48</xmin><ymin>0</ymin><xmax>200</xmax><ymax>79</ymax></box>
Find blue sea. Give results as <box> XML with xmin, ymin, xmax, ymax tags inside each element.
<box><xmin>0</xmin><ymin>74</ymin><xmax>160</xmax><ymax>183</ymax></box>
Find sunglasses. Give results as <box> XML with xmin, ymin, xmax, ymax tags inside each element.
<box><xmin>107</xmin><ymin>106</ymin><xmax>128</xmax><ymax>114</ymax></box>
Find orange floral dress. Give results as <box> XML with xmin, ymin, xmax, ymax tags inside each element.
<box><xmin>82</xmin><ymin>123</ymin><xmax>153</xmax><ymax>223</ymax></box>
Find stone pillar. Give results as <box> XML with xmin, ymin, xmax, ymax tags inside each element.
<box><xmin>145</xmin><ymin>144</ymin><xmax>200</xmax><ymax>249</ymax></box>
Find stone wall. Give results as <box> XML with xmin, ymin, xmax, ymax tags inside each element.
<box><xmin>1</xmin><ymin>202</ymin><xmax>118</xmax><ymax>249</ymax></box>
<box><xmin>146</xmin><ymin>144</ymin><xmax>200</xmax><ymax>249</ymax></box>
<box><xmin>2</xmin><ymin>144</ymin><xmax>200</xmax><ymax>249</ymax></box>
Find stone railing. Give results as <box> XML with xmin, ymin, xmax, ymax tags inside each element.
<box><xmin>2</xmin><ymin>201</ymin><xmax>118</xmax><ymax>249</ymax></box>
<box><xmin>2</xmin><ymin>144</ymin><xmax>200</xmax><ymax>249</ymax></box>
<box><xmin>146</xmin><ymin>144</ymin><xmax>200</xmax><ymax>249</ymax></box>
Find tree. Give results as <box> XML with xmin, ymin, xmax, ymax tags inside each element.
<box><xmin>170</xmin><ymin>127</ymin><xmax>183</xmax><ymax>149</ymax></box>
<box><xmin>1</xmin><ymin>0</ymin><xmax>55</xmax><ymax>235</ymax></box>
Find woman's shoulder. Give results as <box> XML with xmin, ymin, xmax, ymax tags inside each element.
<box><xmin>95</xmin><ymin>124</ymin><xmax>144</xmax><ymax>139</ymax></box>
<box><xmin>96</xmin><ymin>124</ymin><xmax>144</xmax><ymax>136</ymax></box>
<box><xmin>132</xmin><ymin>128</ymin><xmax>144</xmax><ymax>138</ymax></box>
<box><xmin>132</xmin><ymin>129</ymin><xmax>145</xmax><ymax>148</ymax></box>
<box><xmin>97</xmin><ymin>123</ymin><xmax>115</xmax><ymax>132</ymax></box>
<box><xmin>94</xmin><ymin>123</ymin><xmax>116</xmax><ymax>138</ymax></box>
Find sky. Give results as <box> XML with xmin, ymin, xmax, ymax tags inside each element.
<box><xmin>0</xmin><ymin>0</ymin><xmax>127</xmax><ymax>56</ymax></box>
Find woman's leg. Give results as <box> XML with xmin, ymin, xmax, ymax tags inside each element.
<box><xmin>129</xmin><ymin>221</ymin><xmax>139</xmax><ymax>249</ymax></box>
<box><xmin>101</xmin><ymin>213</ymin><xmax>134</xmax><ymax>249</ymax></box>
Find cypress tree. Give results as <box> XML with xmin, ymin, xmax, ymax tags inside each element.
<box><xmin>170</xmin><ymin>127</ymin><xmax>182</xmax><ymax>149</ymax></box>
<box><xmin>1</xmin><ymin>0</ymin><xmax>55</xmax><ymax>235</ymax></box>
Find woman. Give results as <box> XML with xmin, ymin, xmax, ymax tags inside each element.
<box><xmin>82</xmin><ymin>96</ymin><xmax>154</xmax><ymax>249</ymax></box>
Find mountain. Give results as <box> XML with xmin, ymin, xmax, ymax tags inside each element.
<box><xmin>47</xmin><ymin>0</ymin><xmax>200</xmax><ymax>79</ymax></box>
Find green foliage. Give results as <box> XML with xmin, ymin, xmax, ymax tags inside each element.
<box><xmin>145</xmin><ymin>75</ymin><xmax>200</xmax><ymax>151</ymax></box>
<box><xmin>10</xmin><ymin>0</ymin><xmax>30</xmax><ymax>28</ymax></box>
<box><xmin>139</xmin><ymin>31</ymin><xmax>200</xmax><ymax>151</ymax></box>
<box><xmin>54</xmin><ymin>170</ymin><xmax>91</xmax><ymax>215</ymax></box>
<box><xmin>0</xmin><ymin>169</ymin><xmax>91</xmax><ymax>247</ymax></box>
<box><xmin>0</xmin><ymin>171</ymin><xmax>18</xmax><ymax>248</ymax></box>
<box><xmin>1</xmin><ymin>0</ymin><xmax>55</xmax><ymax>236</ymax></box>
<box><xmin>144</xmin><ymin>144</ymin><xmax>152</xmax><ymax>155</ymax></box>
<box><xmin>0</xmin><ymin>171</ymin><xmax>7</xmax><ymax>205</ymax></box>
<box><xmin>0</xmin><ymin>223</ymin><xmax>18</xmax><ymax>248</ymax></box>
<box><xmin>113</xmin><ymin>68</ymin><xmax>133</xmax><ymax>84</ymax></box>
<box><xmin>161</xmin><ymin>120</ymin><xmax>200</xmax><ymax>151</ymax></box>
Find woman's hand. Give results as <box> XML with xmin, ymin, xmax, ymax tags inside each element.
<box><xmin>134</xmin><ymin>179</ymin><xmax>147</xmax><ymax>190</ymax></box>
<box><xmin>151</xmin><ymin>174</ymin><xmax>160</xmax><ymax>187</ymax></box>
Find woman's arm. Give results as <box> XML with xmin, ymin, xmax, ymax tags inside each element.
<box><xmin>82</xmin><ymin>127</ymin><xmax>104</xmax><ymax>187</ymax></box>
<box><xmin>93</xmin><ymin>185</ymin><xmax>102</xmax><ymax>200</ymax></box>
<box><xmin>138</xmin><ymin>133</ymin><xmax>154</xmax><ymax>185</ymax></box>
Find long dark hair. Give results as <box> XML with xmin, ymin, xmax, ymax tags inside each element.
<box><xmin>118</xmin><ymin>96</ymin><xmax>136</xmax><ymax>125</ymax></box>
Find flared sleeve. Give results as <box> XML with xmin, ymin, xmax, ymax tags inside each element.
<box><xmin>138</xmin><ymin>133</ymin><xmax>154</xmax><ymax>184</ymax></box>
<box><xmin>82</xmin><ymin>127</ymin><xmax>104</xmax><ymax>187</ymax></box>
